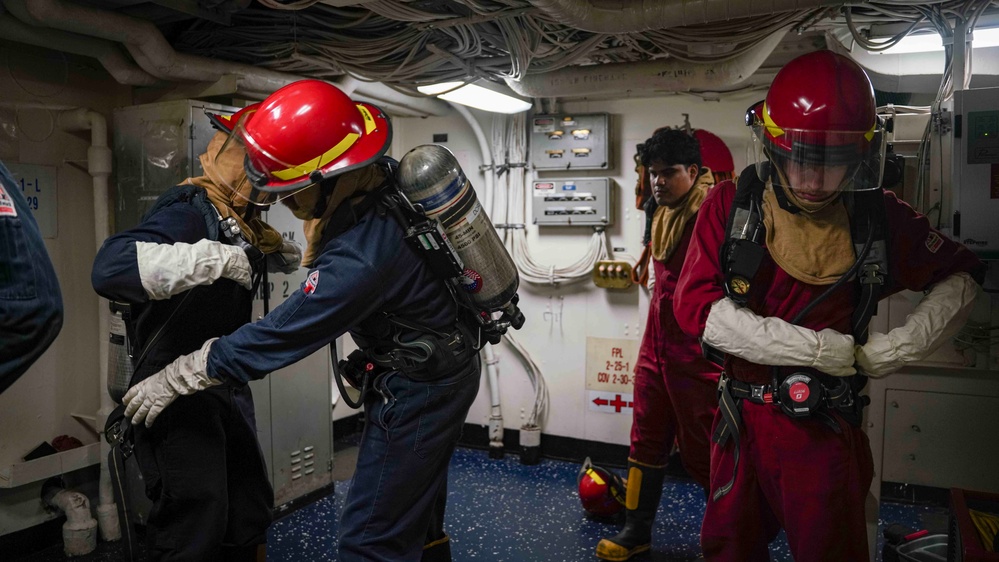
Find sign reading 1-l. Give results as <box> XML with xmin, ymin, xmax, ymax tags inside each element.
<box><xmin>6</xmin><ymin>163</ymin><xmax>57</xmax><ymax>238</ymax></box>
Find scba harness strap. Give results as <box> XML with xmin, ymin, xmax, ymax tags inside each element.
<box><xmin>709</xmin><ymin>164</ymin><xmax>887</xmax><ymax>499</ymax></box>
<box><xmin>327</xmin><ymin>159</ymin><xmax>497</xmax><ymax>409</ymax></box>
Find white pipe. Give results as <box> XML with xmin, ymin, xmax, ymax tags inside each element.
<box><xmin>45</xmin><ymin>488</ymin><xmax>99</xmax><ymax>556</ymax></box>
<box><xmin>526</xmin><ymin>0</ymin><xmax>843</xmax><ymax>34</ymax></box>
<box><xmin>829</xmin><ymin>37</ymin><xmax>999</xmax><ymax>94</ymax></box>
<box><xmin>56</xmin><ymin>107</ymin><xmax>120</xmax><ymax>543</ymax></box>
<box><xmin>504</xmin><ymin>28</ymin><xmax>786</xmax><ymax>98</ymax></box>
<box><xmin>447</xmin><ymin>102</ymin><xmax>505</xmax><ymax>453</ymax></box>
<box><xmin>4</xmin><ymin>0</ymin><xmax>450</xmax><ymax>116</ymax></box>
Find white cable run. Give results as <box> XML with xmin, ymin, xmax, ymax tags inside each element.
<box><xmin>492</xmin><ymin>113</ymin><xmax>609</xmax><ymax>286</ymax></box>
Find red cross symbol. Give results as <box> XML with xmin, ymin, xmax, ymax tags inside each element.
<box><xmin>609</xmin><ymin>394</ymin><xmax>630</xmax><ymax>413</ymax></box>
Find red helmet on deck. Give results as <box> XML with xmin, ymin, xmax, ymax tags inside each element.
<box><xmin>748</xmin><ymin>51</ymin><xmax>886</xmax><ymax>194</ymax></box>
<box><xmin>578</xmin><ymin>457</ymin><xmax>626</xmax><ymax>518</ymax></box>
<box><xmin>224</xmin><ymin>79</ymin><xmax>392</xmax><ymax>194</ymax></box>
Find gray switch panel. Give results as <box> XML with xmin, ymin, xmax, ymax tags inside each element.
<box><xmin>532</xmin><ymin>178</ymin><xmax>613</xmax><ymax>226</ymax></box>
<box><xmin>530</xmin><ymin>113</ymin><xmax>610</xmax><ymax>170</ymax></box>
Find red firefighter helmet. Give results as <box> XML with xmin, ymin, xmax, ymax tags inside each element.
<box><xmin>226</xmin><ymin>79</ymin><xmax>392</xmax><ymax>194</ymax></box>
<box><xmin>748</xmin><ymin>50</ymin><xmax>886</xmax><ymax>194</ymax></box>
<box><xmin>578</xmin><ymin>457</ymin><xmax>626</xmax><ymax>518</ymax></box>
<box><xmin>206</xmin><ymin>103</ymin><xmax>260</xmax><ymax>134</ymax></box>
<box><xmin>692</xmin><ymin>128</ymin><xmax>735</xmax><ymax>183</ymax></box>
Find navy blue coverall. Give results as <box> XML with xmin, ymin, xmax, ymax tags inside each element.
<box><xmin>206</xmin><ymin>195</ymin><xmax>480</xmax><ymax>562</ymax></box>
<box><xmin>0</xmin><ymin>159</ymin><xmax>63</xmax><ymax>394</ymax></box>
<box><xmin>91</xmin><ymin>186</ymin><xmax>273</xmax><ymax>561</ymax></box>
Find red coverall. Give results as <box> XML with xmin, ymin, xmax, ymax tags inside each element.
<box><xmin>630</xmin><ymin>219</ymin><xmax>720</xmax><ymax>489</ymax></box>
<box><xmin>674</xmin><ymin>181</ymin><xmax>984</xmax><ymax>561</ymax></box>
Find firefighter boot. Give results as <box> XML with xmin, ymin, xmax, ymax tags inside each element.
<box><xmin>595</xmin><ymin>462</ymin><xmax>666</xmax><ymax>561</ymax></box>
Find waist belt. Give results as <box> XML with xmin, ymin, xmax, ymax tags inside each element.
<box><xmin>367</xmin><ymin>328</ymin><xmax>472</xmax><ymax>382</ymax></box>
<box><xmin>711</xmin><ymin>372</ymin><xmax>868</xmax><ymax>500</ymax></box>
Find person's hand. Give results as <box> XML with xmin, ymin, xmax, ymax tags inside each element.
<box><xmin>856</xmin><ymin>272</ymin><xmax>980</xmax><ymax>379</ymax></box>
<box><xmin>855</xmin><ymin>332</ymin><xmax>902</xmax><ymax>378</ymax></box>
<box><xmin>136</xmin><ymin>239</ymin><xmax>252</xmax><ymax>299</ymax></box>
<box><xmin>811</xmin><ymin>328</ymin><xmax>857</xmax><ymax>377</ymax></box>
<box><xmin>123</xmin><ymin>339</ymin><xmax>221</xmax><ymax>427</ymax></box>
<box><xmin>218</xmin><ymin>244</ymin><xmax>252</xmax><ymax>289</ymax></box>
<box><xmin>267</xmin><ymin>240</ymin><xmax>302</xmax><ymax>274</ymax></box>
<box><xmin>703</xmin><ymin>298</ymin><xmax>855</xmax><ymax>376</ymax></box>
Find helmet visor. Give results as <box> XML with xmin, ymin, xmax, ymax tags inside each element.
<box><xmin>214</xmin><ymin>119</ymin><xmax>318</xmax><ymax>207</ymax></box>
<box><xmin>750</xmin><ymin>122</ymin><xmax>887</xmax><ymax>197</ymax></box>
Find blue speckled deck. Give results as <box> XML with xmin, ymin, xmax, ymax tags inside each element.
<box><xmin>13</xmin><ymin>446</ymin><xmax>949</xmax><ymax>561</ymax></box>
<box><xmin>265</xmin><ymin>446</ymin><xmax>949</xmax><ymax>562</ymax></box>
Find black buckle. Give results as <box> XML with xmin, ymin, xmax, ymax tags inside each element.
<box><xmin>104</xmin><ymin>405</ymin><xmax>135</xmax><ymax>459</ymax></box>
<box><xmin>824</xmin><ymin>379</ymin><xmax>855</xmax><ymax>409</ymax></box>
<box><xmin>860</xmin><ymin>263</ymin><xmax>884</xmax><ymax>285</ymax></box>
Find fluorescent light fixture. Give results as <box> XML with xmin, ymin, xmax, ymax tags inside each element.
<box><xmin>874</xmin><ymin>27</ymin><xmax>999</xmax><ymax>55</ymax></box>
<box><xmin>418</xmin><ymin>80</ymin><xmax>532</xmax><ymax>114</ymax></box>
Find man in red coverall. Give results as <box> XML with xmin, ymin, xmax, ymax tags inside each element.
<box><xmin>596</xmin><ymin>128</ymin><xmax>722</xmax><ymax>561</ymax></box>
<box><xmin>674</xmin><ymin>50</ymin><xmax>986</xmax><ymax>561</ymax></box>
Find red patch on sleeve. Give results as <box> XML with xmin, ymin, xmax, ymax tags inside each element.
<box><xmin>925</xmin><ymin>232</ymin><xmax>943</xmax><ymax>253</ymax></box>
<box><xmin>303</xmin><ymin>270</ymin><xmax>319</xmax><ymax>295</ymax></box>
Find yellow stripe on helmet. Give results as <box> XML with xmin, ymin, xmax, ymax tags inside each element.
<box><xmin>586</xmin><ymin>468</ymin><xmax>606</xmax><ymax>486</ymax></box>
<box><xmin>763</xmin><ymin>101</ymin><xmax>879</xmax><ymax>141</ymax></box>
<box><xmin>864</xmin><ymin>120</ymin><xmax>877</xmax><ymax>142</ymax></box>
<box><xmin>357</xmin><ymin>104</ymin><xmax>377</xmax><ymax>135</ymax></box>
<box><xmin>761</xmin><ymin>102</ymin><xmax>784</xmax><ymax>138</ymax></box>
<box><xmin>269</xmin><ymin>132</ymin><xmax>361</xmax><ymax>181</ymax></box>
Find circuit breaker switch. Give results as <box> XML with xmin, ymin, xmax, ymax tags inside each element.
<box><xmin>593</xmin><ymin>260</ymin><xmax>634</xmax><ymax>289</ymax></box>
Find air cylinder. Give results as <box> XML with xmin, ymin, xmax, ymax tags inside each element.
<box><xmin>107</xmin><ymin>308</ymin><xmax>133</xmax><ymax>404</ymax></box>
<box><xmin>397</xmin><ymin>145</ymin><xmax>519</xmax><ymax>311</ymax></box>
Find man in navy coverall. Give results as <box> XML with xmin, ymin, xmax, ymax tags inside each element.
<box><xmin>121</xmin><ymin>80</ymin><xmax>481</xmax><ymax>562</ymax></box>
<box><xmin>0</xmin><ymin>158</ymin><xmax>63</xmax><ymax>394</ymax></box>
<box><xmin>92</xmin><ymin>114</ymin><xmax>300</xmax><ymax>561</ymax></box>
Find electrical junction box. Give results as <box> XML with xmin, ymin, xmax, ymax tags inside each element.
<box><xmin>532</xmin><ymin>177</ymin><xmax>613</xmax><ymax>226</ymax></box>
<box><xmin>530</xmin><ymin>113</ymin><xmax>610</xmax><ymax>170</ymax></box>
<box><xmin>948</xmin><ymin>87</ymin><xmax>999</xmax><ymax>258</ymax></box>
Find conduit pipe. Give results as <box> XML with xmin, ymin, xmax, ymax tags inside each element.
<box><xmin>55</xmin><ymin>107</ymin><xmax>120</xmax><ymax>543</ymax></box>
<box><xmin>827</xmin><ymin>38</ymin><xmax>999</xmax><ymax>94</ymax></box>
<box><xmin>4</xmin><ymin>0</ymin><xmax>450</xmax><ymax>116</ymax></box>
<box><xmin>526</xmin><ymin>0</ymin><xmax>845</xmax><ymax>34</ymax></box>
<box><xmin>43</xmin><ymin>484</ymin><xmax>99</xmax><ymax>556</ymax></box>
<box><xmin>0</xmin><ymin>15</ymin><xmax>158</xmax><ymax>86</ymax></box>
<box><xmin>505</xmin><ymin>28</ymin><xmax>786</xmax><ymax>98</ymax></box>
<box><xmin>447</xmin><ymin>102</ymin><xmax>505</xmax><ymax>457</ymax></box>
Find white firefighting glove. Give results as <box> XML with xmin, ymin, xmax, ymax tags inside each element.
<box><xmin>646</xmin><ymin>261</ymin><xmax>656</xmax><ymax>292</ymax></box>
<box><xmin>137</xmin><ymin>239</ymin><xmax>252</xmax><ymax>300</ymax></box>
<box><xmin>123</xmin><ymin>338</ymin><xmax>222</xmax><ymax>427</ymax></box>
<box><xmin>266</xmin><ymin>239</ymin><xmax>303</xmax><ymax>274</ymax></box>
<box><xmin>703</xmin><ymin>297</ymin><xmax>857</xmax><ymax>377</ymax></box>
<box><xmin>856</xmin><ymin>272</ymin><xmax>980</xmax><ymax>378</ymax></box>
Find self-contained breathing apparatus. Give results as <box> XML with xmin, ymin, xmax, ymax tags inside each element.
<box><xmin>713</xmin><ymin>159</ymin><xmax>890</xmax><ymax>418</ymax></box>
<box><xmin>332</xmin><ymin>151</ymin><xmax>525</xmax><ymax>409</ymax></box>
<box><xmin>705</xmin><ymin>159</ymin><xmax>892</xmax><ymax>500</ymax></box>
